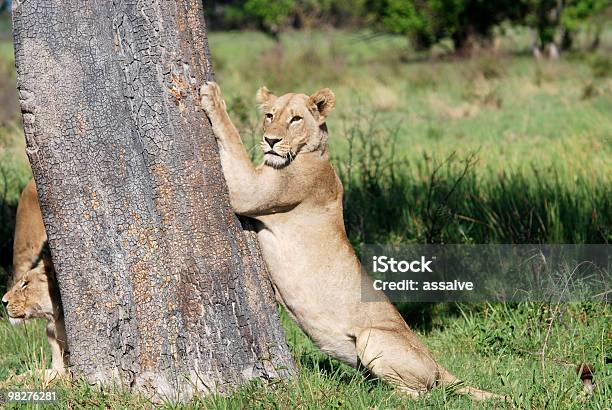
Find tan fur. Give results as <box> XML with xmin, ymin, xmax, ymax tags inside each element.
<box><xmin>2</xmin><ymin>179</ymin><xmax>68</xmax><ymax>379</ymax></box>
<box><xmin>200</xmin><ymin>82</ymin><xmax>502</xmax><ymax>400</ymax></box>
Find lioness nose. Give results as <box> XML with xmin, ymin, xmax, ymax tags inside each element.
<box><xmin>1</xmin><ymin>298</ymin><xmax>7</xmax><ymax>308</ymax></box>
<box><xmin>265</xmin><ymin>137</ymin><xmax>281</xmax><ymax>148</ymax></box>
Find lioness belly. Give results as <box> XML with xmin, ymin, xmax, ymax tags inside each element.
<box><xmin>256</xmin><ymin>226</ymin><xmax>361</xmax><ymax>365</ymax></box>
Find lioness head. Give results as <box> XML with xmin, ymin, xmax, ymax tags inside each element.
<box><xmin>2</xmin><ymin>262</ymin><xmax>56</xmax><ymax>325</ymax></box>
<box><xmin>257</xmin><ymin>87</ymin><xmax>336</xmax><ymax>168</ymax></box>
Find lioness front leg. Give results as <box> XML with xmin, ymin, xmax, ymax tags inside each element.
<box><xmin>200</xmin><ymin>82</ymin><xmax>299</xmax><ymax>216</ymax></box>
<box><xmin>2</xmin><ymin>330</ymin><xmax>67</xmax><ymax>389</ymax></box>
<box><xmin>46</xmin><ymin>320</ymin><xmax>68</xmax><ymax>376</ymax></box>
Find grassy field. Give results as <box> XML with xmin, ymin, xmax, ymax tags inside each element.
<box><xmin>0</xmin><ymin>23</ymin><xmax>611</xmax><ymax>409</ymax></box>
<box><xmin>1</xmin><ymin>303</ymin><xmax>610</xmax><ymax>409</ymax></box>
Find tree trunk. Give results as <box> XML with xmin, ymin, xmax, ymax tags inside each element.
<box><xmin>12</xmin><ymin>0</ymin><xmax>295</xmax><ymax>402</ymax></box>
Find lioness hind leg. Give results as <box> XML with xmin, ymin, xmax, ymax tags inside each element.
<box><xmin>355</xmin><ymin>327</ymin><xmax>502</xmax><ymax>401</ymax></box>
<box><xmin>355</xmin><ymin>327</ymin><xmax>438</xmax><ymax>396</ymax></box>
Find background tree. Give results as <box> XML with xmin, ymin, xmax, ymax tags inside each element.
<box><xmin>201</xmin><ymin>1</ymin><xmax>610</xmax><ymax>55</ymax></box>
<box><xmin>522</xmin><ymin>0</ymin><xmax>610</xmax><ymax>57</ymax></box>
<box><xmin>12</xmin><ymin>0</ymin><xmax>294</xmax><ymax>401</ymax></box>
<box><xmin>557</xmin><ymin>0</ymin><xmax>609</xmax><ymax>50</ymax></box>
<box><xmin>205</xmin><ymin>0</ymin><xmax>369</xmax><ymax>36</ymax></box>
<box><xmin>367</xmin><ymin>0</ymin><xmax>528</xmax><ymax>53</ymax></box>
<box><xmin>524</xmin><ymin>0</ymin><xmax>560</xmax><ymax>58</ymax></box>
<box><xmin>226</xmin><ymin>0</ymin><xmax>296</xmax><ymax>39</ymax></box>
<box><xmin>366</xmin><ymin>0</ymin><xmax>610</xmax><ymax>55</ymax></box>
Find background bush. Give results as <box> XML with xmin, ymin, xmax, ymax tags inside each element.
<box><xmin>205</xmin><ymin>0</ymin><xmax>611</xmax><ymax>54</ymax></box>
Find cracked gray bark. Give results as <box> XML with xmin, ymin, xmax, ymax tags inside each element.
<box><xmin>12</xmin><ymin>0</ymin><xmax>294</xmax><ymax>401</ymax></box>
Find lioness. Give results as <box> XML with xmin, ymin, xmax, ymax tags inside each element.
<box><xmin>200</xmin><ymin>82</ymin><xmax>500</xmax><ymax>400</ymax></box>
<box><xmin>2</xmin><ymin>179</ymin><xmax>68</xmax><ymax>380</ymax></box>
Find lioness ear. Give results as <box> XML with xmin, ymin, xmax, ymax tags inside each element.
<box><xmin>256</xmin><ymin>86</ymin><xmax>276</xmax><ymax>111</ymax></box>
<box><xmin>308</xmin><ymin>88</ymin><xmax>335</xmax><ymax>123</ymax></box>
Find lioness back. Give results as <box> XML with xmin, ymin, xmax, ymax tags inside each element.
<box><xmin>12</xmin><ymin>179</ymin><xmax>47</xmax><ymax>279</ymax></box>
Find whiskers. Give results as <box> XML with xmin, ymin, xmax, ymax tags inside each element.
<box><xmin>275</xmin><ymin>142</ymin><xmax>292</xmax><ymax>157</ymax></box>
<box><xmin>261</xmin><ymin>138</ymin><xmax>295</xmax><ymax>168</ymax></box>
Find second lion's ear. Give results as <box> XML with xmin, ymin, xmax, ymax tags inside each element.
<box><xmin>308</xmin><ymin>88</ymin><xmax>335</xmax><ymax>123</ymax></box>
<box><xmin>256</xmin><ymin>86</ymin><xmax>277</xmax><ymax>111</ymax></box>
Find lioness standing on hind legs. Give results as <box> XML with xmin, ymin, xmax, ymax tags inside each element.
<box><xmin>200</xmin><ymin>81</ymin><xmax>502</xmax><ymax>400</ymax></box>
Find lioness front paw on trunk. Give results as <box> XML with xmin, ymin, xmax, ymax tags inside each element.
<box><xmin>200</xmin><ymin>81</ymin><xmax>226</xmax><ymax>114</ymax></box>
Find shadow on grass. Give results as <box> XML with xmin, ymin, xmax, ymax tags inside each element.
<box><xmin>336</xmin><ymin>126</ymin><xmax>611</xmax><ymax>246</ymax></box>
<box><xmin>297</xmin><ymin>350</ymin><xmax>388</xmax><ymax>391</ymax></box>
<box><xmin>395</xmin><ymin>302</ymin><xmax>465</xmax><ymax>334</ymax></box>
<box><xmin>0</xmin><ymin>197</ymin><xmax>16</xmax><ymax>294</ymax></box>
<box><xmin>334</xmin><ymin>119</ymin><xmax>610</xmax><ymax>333</ymax></box>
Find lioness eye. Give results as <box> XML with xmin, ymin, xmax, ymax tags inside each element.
<box><xmin>21</xmin><ymin>280</ymin><xmax>29</xmax><ymax>289</ymax></box>
<box><xmin>290</xmin><ymin>115</ymin><xmax>302</xmax><ymax>123</ymax></box>
<box><xmin>265</xmin><ymin>113</ymin><xmax>273</xmax><ymax>120</ymax></box>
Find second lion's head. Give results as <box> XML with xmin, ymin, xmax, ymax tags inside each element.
<box><xmin>2</xmin><ymin>260</ymin><xmax>56</xmax><ymax>325</ymax></box>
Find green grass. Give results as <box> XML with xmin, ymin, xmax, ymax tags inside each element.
<box><xmin>0</xmin><ymin>25</ymin><xmax>611</xmax><ymax>408</ymax></box>
<box><xmin>1</xmin><ymin>304</ymin><xmax>610</xmax><ymax>408</ymax></box>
